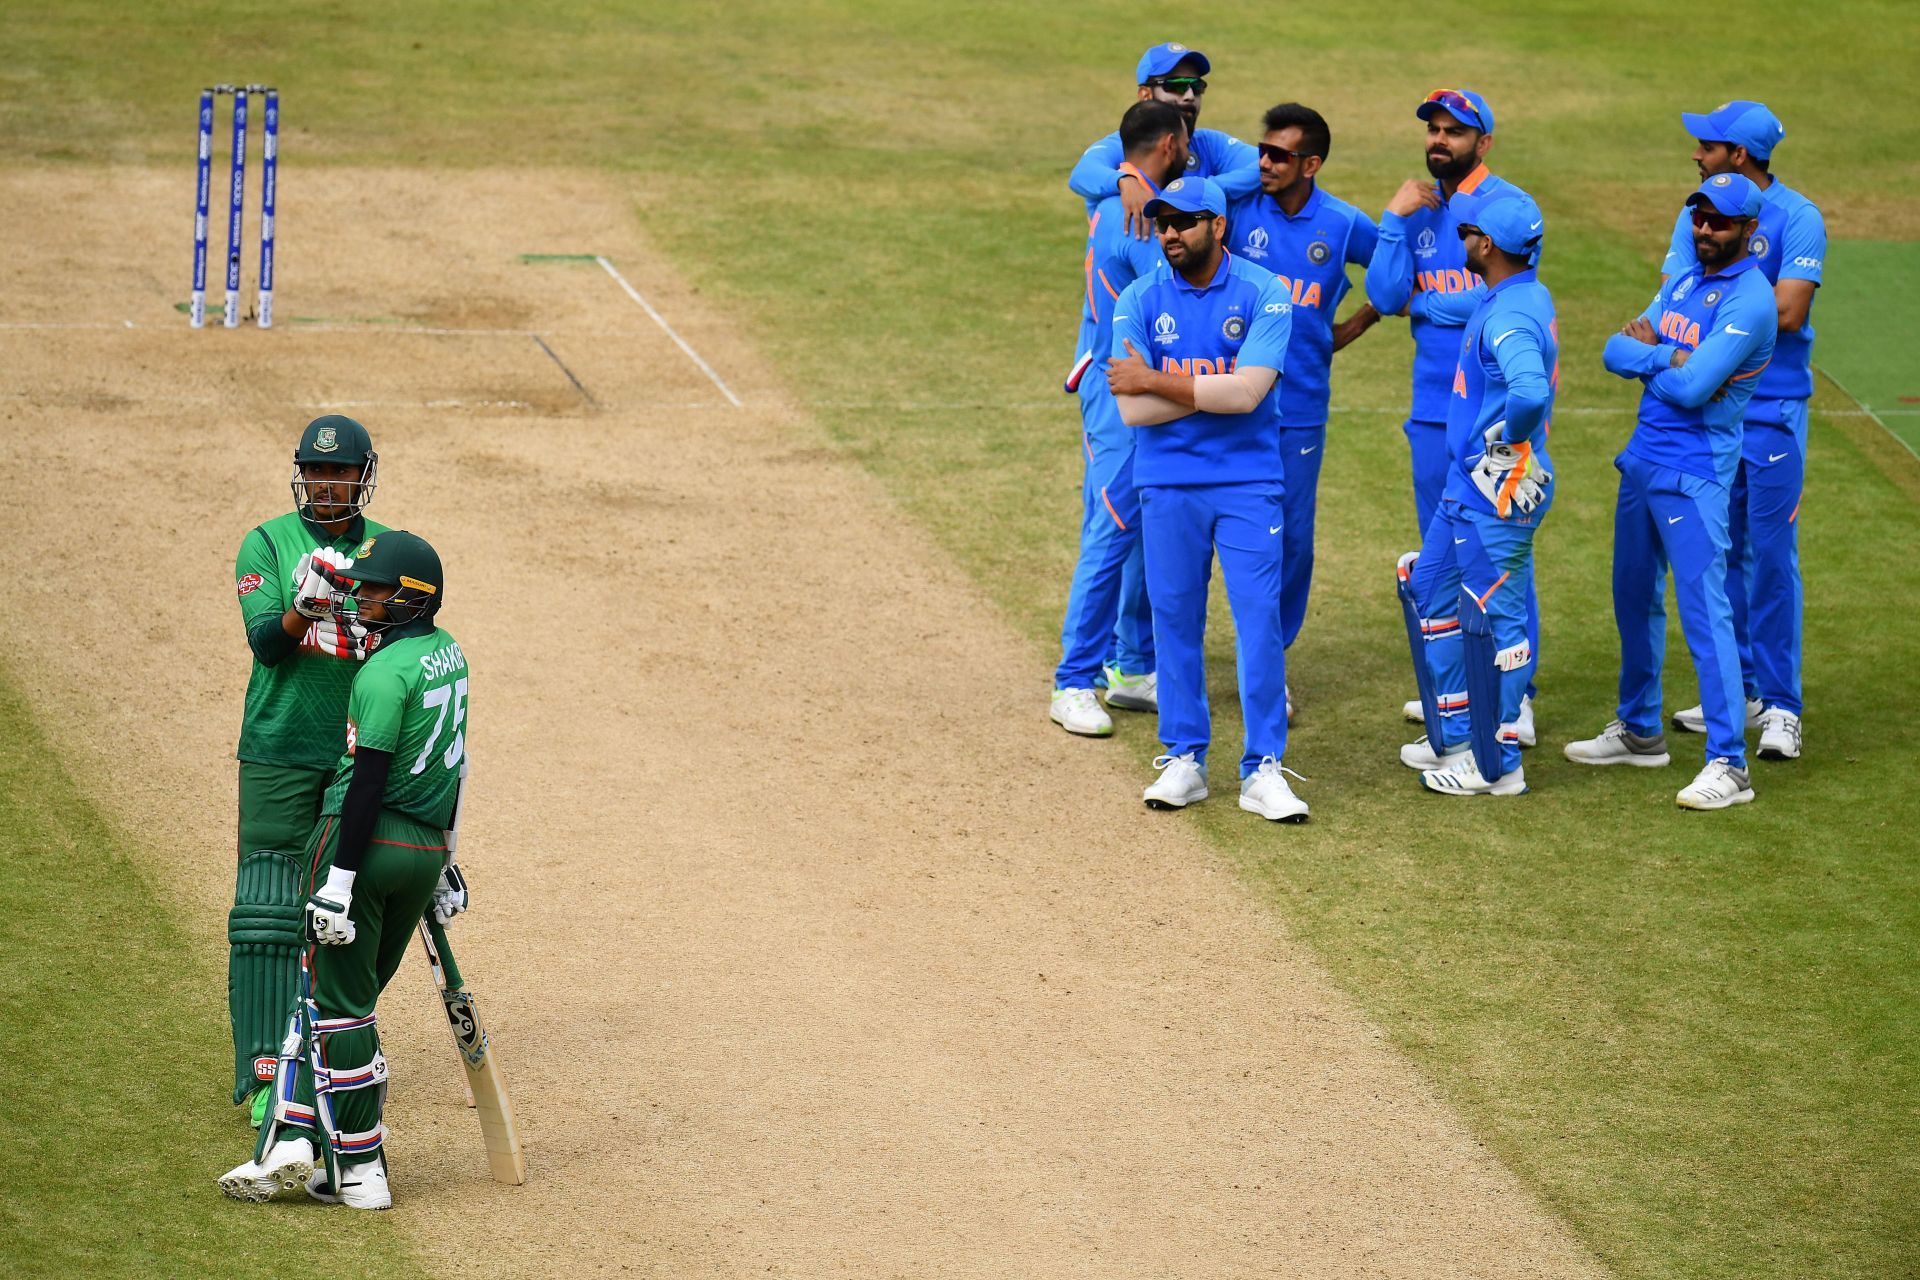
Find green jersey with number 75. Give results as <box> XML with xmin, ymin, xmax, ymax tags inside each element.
<box><xmin>324</xmin><ymin>630</ymin><xmax>469</xmax><ymax>828</ymax></box>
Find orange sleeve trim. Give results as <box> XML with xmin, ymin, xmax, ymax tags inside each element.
<box><xmin>1728</xmin><ymin>358</ymin><xmax>1770</xmax><ymax>382</ymax></box>
<box><xmin>1789</xmin><ymin>495</ymin><xmax>1801</xmax><ymax>524</ymax></box>
<box><xmin>1097</xmin><ymin>268</ymin><xmax>1121</xmax><ymax>301</ymax></box>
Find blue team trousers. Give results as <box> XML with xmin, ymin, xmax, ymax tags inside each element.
<box><xmin>1403</xmin><ymin>418</ymin><xmax>1450</xmax><ymax>539</ymax></box>
<box><xmin>1055</xmin><ymin>385</ymin><xmax>1154</xmax><ymax>689</ymax></box>
<box><xmin>1611</xmin><ymin>451</ymin><xmax>1747</xmax><ymax>767</ymax></box>
<box><xmin>1728</xmin><ymin>406</ymin><xmax>1806</xmax><ymax>714</ymax></box>
<box><xmin>1139</xmin><ymin>480</ymin><xmax>1289</xmax><ymax>777</ymax></box>
<box><xmin>1279</xmin><ymin>424</ymin><xmax>1326</xmax><ymax>649</ymax></box>
<box><xmin>1409</xmin><ymin>500</ymin><xmax>1536</xmax><ymax>777</ymax></box>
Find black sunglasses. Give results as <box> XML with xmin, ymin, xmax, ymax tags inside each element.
<box><xmin>1148</xmin><ymin>76</ymin><xmax>1207</xmax><ymax>95</ymax></box>
<box><xmin>1456</xmin><ymin>224</ymin><xmax>1485</xmax><ymax>241</ymax></box>
<box><xmin>1154</xmin><ymin>211</ymin><xmax>1212</xmax><ymax>233</ymax></box>
<box><xmin>1258</xmin><ymin>142</ymin><xmax>1318</xmax><ymax>164</ymax></box>
<box><xmin>1690</xmin><ymin>207</ymin><xmax>1752</xmax><ymax>232</ymax></box>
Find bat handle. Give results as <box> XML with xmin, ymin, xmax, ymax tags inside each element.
<box><xmin>426</xmin><ymin>916</ymin><xmax>466</xmax><ymax>991</ymax></box>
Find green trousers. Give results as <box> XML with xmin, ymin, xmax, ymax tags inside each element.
<box><xmin>264</xmin><ymin>807</ymin><xmax>446</xmax><ymax>1167</ymax></box>
<box><xmin>230</xmin><ymin>761</ymin><xmax>329</xmax><ymax>1103</ymax></box>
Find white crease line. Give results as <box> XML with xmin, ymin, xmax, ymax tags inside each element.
<box><xmin>595</xmin><ymin>255</ymin><xmax>744</xmax><ymax>408</ymax></box>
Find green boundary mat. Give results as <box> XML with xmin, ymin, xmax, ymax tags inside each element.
<box><xmin>1815</xmin><ymin>239</ymin><xmax>1920</xmax><ymax>457</ymax></box>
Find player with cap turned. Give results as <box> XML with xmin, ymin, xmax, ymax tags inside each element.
<box><xmin>1105</xmin><ymin>176</ymin><xmax>1307</xmax><ymax>822</ymax></box>
<box><xmin>1657</xmin><ymin>101</ymin><xmax>1825</xmax><ymax>763</ymax></box>
<box><xmin>1070</xmin><ymin>42</ymin><xmax>1259</xmax><ymax>236</ymax></box>
<box><xmin>1396</xmin><ymin>185</ymin><xmax>1556</xmax><ymax>796</ymax></box>
<box><xmin>1573</xmin><ymin>173</ymin><xmax>1777</xmax><ymax>810</ymax></box>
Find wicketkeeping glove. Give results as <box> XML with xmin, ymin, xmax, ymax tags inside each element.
<box><xmin>292</xmin><ymin>548</ymin><xmax>355</xmax><ymax>620</ymax></box>
<box><xmin>431</xmin><ymin>861</ymin><xmax>470</xmax><ymax>925</ymax></box>
<box><xmin>304</xmin><ymin>867</ymin><xmax>357</xmax><ymax>946</ymax></box>
<box><xmin>1470</xmin><ymin>423</ymin><xmax>1553</xmax><ymax>518</ymax></box>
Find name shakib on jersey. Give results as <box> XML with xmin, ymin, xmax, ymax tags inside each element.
<box><xmin>420</xmin><ymin>640</ymin><xmax>467</xmax><ymax>680</ymax></box>
<box><xmin>1415</xmin><ymin>267</ymin><xmax>1484</xmax><ymax>295</ymax></box>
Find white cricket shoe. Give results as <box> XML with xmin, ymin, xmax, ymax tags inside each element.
<box><xmin>1102</xmin><ymin>665</ymin><xmax>1158</xmax><ymax>713</ymax></box>
<box><xmin>1672</xmin><ymin>698</ymin><xmax>1764</xmax><ymax>734</ymax></box>
<box><xmin>1143</xmin><ymin>752</ymin><xmax>1207</xmax><ymax>810</ymax></box>
<box><xmin>1564</xmin><ymin>720</ymin><xmax>1671</xmax><ymax>767</ymax></box>
<box><xmin>1050</xmin><ymin>687</ymin><xmax>1113</xmax><ymax>737</ymax></box>
<box><xmin>1239</xmin><ymin>756</ymin><xmax>1309</xmax><ymax>822</ymax></box>
<box><xmin>219</xmin><ymin>1135</ymin><xmax>315</xmax><ymax>1203</ymax></box>
<box><xmin>1757</xmin><ymin>707</ymin><xmax>1802</xmax><ymax>760</ymax></box>
<box><xmin>306</xmin><ymin>1159</ymin><xmax>392</xmax><ymax>1210</ymax></box>
<box><xmin>1420</xmin><ymin>754</ymin><xmax>1527</xmax><ymax>796</ymax></box>
<box><xmin>1400</xmin><ymin>735</ymin><xmax>1468</xmax><ymax>771</ymax></box>
<box><xmin>1515</xmin><ymin>695</ymin><xmax>1536</xmax><ymax>748</ymax></box>
<box><xmin>1402</xmin><ymin>698</ymin><xmax>1426</xmax><ymax>723</ymax></box>
<box><xmin>1676</xmin><ymin>758</ymin><xmax>1754</xmax><ymax>811</ymax></box>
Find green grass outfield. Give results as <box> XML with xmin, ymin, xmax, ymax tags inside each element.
<box><xmin>1817</xmin><ymin>240</ymin><xmax>1920</xmax><ymax>456</ymax></box>
<box><xmin>6</xmin><ymin>3</ymin><xmax>1920</xmax><ymax>1276</ymax></box>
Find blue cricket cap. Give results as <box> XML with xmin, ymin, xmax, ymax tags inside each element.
<box><xmin>1142</xmin><ymin>176</ymin><xmax>1227</xmax><ymax>218</ymax></box>
<box><xmin>1687</xmin><ymin>172</ymin><xmax>1764</xmax><ymax>218</ymax></box>
<box><xmin>1681</xmin><ymin>100</ymin><xmax>1784</xmax><ymax>160</ymax></box>
<box><xmin>1136</xmin><ymin>42</ymin><xmax>1210</xmax><ymax>83</ymax></box>
<box><xmin>1416</xmin><ymin>87</ymin><xmax>1494</xmax><ymax>134</ymax></box>
<box><xmin>1451</xmin><ymin>185</ymin><xmax>1545</xmax><ymax>264</ymax></box>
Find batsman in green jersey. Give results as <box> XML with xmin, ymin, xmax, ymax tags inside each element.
<box><xmin>230</xmin><ymin>415</ymin><xmax>387</xmax><ymax>1126</ymax></box>
<box><xmin>222</xmin><ymin>529</ymin><xmax>473</xmax><ymax>1211</ymax></box>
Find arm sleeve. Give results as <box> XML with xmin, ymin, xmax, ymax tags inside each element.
<box><xmin>1489</xmin><ymin>321</ymin><xmax>1552</xmax><ymax>445</ymax></box>
<box><xmin>1236</xmin><ymin>283</ymin><xmax>1293</xmax><ymax>374</ymax></box>
<box><xmin>1347</xmin><ymin>213</ymin><xmax>1380</xmax><ymax>267</ymax></box>
<box><xmin>1778</xmin><ymin>203</ymin><xmax>1826</xmax><ymax>284</ymax></box>
<box><xmin>1193</xmin><ymin>365</ymin><xmax>1279</xmax><ymax>414</ymax></box>
<box><xmin>1201</xmin><ymin>130</ymin><xmax>1262</xmax><ymax>201</ymax></box>
<box><xmin>1660</xmin><ymin>207</ymin><xmax>1693</xmax><ymax>278</ymax></box>
<box><xmin>1647</xmin><ymin>291</ymin><xmax>1776</xmax><ymax>408</ymax></box>
<box><xmin>236</xmin><ymin>528</ymin><xmax>297</xmax><ymax>666</ymax></box>
<box><xmin>248</xmin><ymin>614</ymin><xmax>300</xmax><ymax>667</ymax></box>
<box><xmin>1069</xmin><ymin>132</ymin><xmax>1126</xmax><ymax>203</ymax></box>
<box><xmin>1365</xmin><ymin>210</ymin><xmax>1416</xmax><ymax>316</ymax></box>
<box><xmin>1602</xmin><ymin>295</ymin><xmax>1673</xmax><ymax>380</ymax></box>
<box><xmin>1416</xmin><ymin>281</ymin><xmax>1485</xmax><ymax>327</ymax></box>
<box><xmin>331</xmin><ymin>747</ymin><xmax>392</xmax><ymax>876</ymax></box>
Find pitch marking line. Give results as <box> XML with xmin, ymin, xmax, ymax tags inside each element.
<box><xmin>594</xmin><ymin>255</ymin><xmax>744</xmax><ymax>408</ymax></box>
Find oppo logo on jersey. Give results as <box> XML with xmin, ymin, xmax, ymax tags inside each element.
<box><xmin>1415</xmin><ymin>267</ymin><xmax>1483</xmax><ymax>295</ymax></box>
<box><xmin>1658</xmin><ymin>309</ymin><xmax>1702</xmax><ymax>349</ymax></box>
<box><xmin>1161</xmin><ymin>355</ymin><xmax>1239</xmax><ymax>377</ymax></box>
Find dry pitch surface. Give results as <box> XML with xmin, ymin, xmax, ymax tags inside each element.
<box><xmin>2</xmin><ymin>167</ymin><xmax>1604</xmax><ymax>1278</ymax></box>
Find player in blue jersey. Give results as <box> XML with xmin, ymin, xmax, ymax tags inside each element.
<box><xmin>1364</xmin><ymin>88</ymin><xmax>1541</xmax><ymax>744</ymax></box>
<box><xmin>1654</xmin><ymin>101</ymin><xmax>1823</xmax><ymax>762</ymax></box>
<box><xmin>1225</xmin><ymin>103</ymin><xmax>1381</xmax><ymax>678</ymax></box>
<box><xmin>1051</xmin><ymin>101</ymin><xmax>1191</xmax><ymax>738</ymax></box>
<box><xmin>1396</xmin><ymin>186</ymin><xmax>1554</xmax><ymax>796</ymax></box>
<box><xmin>1104</xmin><ymin>177</ymin><xmax>1307</xmax><ymax>822</ymax></box>
<box><xmin>1069</xmin><ymin>42</ymin><xmax>1259</xmax><ymax>234</ymax></box>
<box><xmin>1573</xmin><ymin>174</ymin><xmax>1778</xmax><ymax>811</ymax></box>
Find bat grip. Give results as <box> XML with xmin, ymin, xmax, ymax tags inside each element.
<box><xmin>427</xmin><ymin>916</ymin><xmax>466</xmax><ymax>991</ymax></box>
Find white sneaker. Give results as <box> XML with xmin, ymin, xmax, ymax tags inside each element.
<box><xmin>219</xmin><ymin>1135</ymin><xmax>315</xmax><ymax>1203</ymax></box>
<box><xmin>1399</xmin><ymin>735</ymin><xmax>1468</xmax><ymax>771</ymax></box>
<box><xmin>1050</xmin><ymin>687</ymin><xmax>1113</xmax><ymax>737</ymax></box>
<box><xmin>306</xmin><ymin>1159</ymin><xmax>392</xmax><ymax>1210</ymax></box>
<box><xmin>1515</xmin><ymin>695</ymin><xmax>1536</xmax><ymax>748</ymax></box>
<box><xmin>1402</xmin><ymin>697</ymin><xmax>1426</xmax><ymax>723</ymax></box>
<box><xmin>1420</xmin><ymin>754</ymin><xmax>1527</xmax><ymax>796</ymax></box>
<box><xmin>1238</xmin><ymin>756</ymin><xmax>1308</xmax><ymax>821</ymax></box>
<box><xmin>1757</xmin><ymin>707</ymin><xmax>1801</xmax><ymax>760</ymax></box>
<box><xmin>1143</xmin><ymin>752</ymin><xmax>1207</xmax><ymax>810</ymax></box>
<box><xmin>1101</xmin><ymin>665</ymin><xmax>1157</xmax><ymax>713</ymax></box>
<box><xmin>1672</xmin><ymin>698</ymin><xmax>1764</xmax><ymax>734</ymax></box>
<box><xmin>1564</xmin><ymin>720</ymin><xmax>1671</xmax><ymax>767</ymax></box>
<box><xmin>1676</xmin><ymin>757</ymin><xmax>1754</xmax><ymax>810</ymax></box>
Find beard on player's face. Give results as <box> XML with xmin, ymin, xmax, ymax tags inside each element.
<box><xmin>1693</xmin><ymin>222</ymin><xmax>1748</xmax><ymax>268</ymax></box>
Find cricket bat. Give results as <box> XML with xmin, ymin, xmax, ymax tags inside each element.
<box><xmin>418</xmin><ymin>916</ymin><xmax>527</xmax><ymax>1185</ymax></box>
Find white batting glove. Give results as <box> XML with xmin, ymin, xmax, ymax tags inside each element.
<box><xmin>292</xmin><ymin>548</ymin><xmax>354</xmax><ymax>620</ymax></box>
<box><xmin>304</xmin><ymin>867</ymin><xmax>358</xmax><ymax>946</ymax></box>
<box><xmin>431</xmin><ymin>861</ymin><xmax>470</xmax><ymax>925</ymax></box>
<box><xmin>311</xmin><ymin>616</ymin><xmax>370</xmax><ymax>661</ymax></box>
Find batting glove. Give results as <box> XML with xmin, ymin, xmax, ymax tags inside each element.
<box><xmin>431</xmin><ymin>861</ymin><xmax>470</xmax><ymax>925</ymax></box>
<box><xmin>304</xmin><ymin>867</ymin><xmax>357</xmax><ymax>946</ymax></box>
<box><xmin>292</xmin><ymin>548</ymin><xmax>354</xmax><ymax>620</ymax></box>
<box><xmin>311</xmin><ymin>616</ymin><xmax>369</xmax><ymax>661</ymax></box>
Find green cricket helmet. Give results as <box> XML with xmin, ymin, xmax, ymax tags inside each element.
<box><xmin>291</xmin><ymin>414</ymin><xmax>378</xmax><ymax>520</ymax></box>
<box><xmin>338</xmin><ymin>529</ymin><xmax>443</xmax><ymax>634</ymax></box>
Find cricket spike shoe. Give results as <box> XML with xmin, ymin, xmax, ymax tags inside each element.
<box><xmin>1102</xmin><ymin>664</ymin><xmax>1158</xmax><ymax>713</ymax></box>
<box><xmin>306</xmin><ymin>1160</ymin><xmax>392</xmax><ymax>1210</ymax></box>
<box><xmin>1564</xmin><ymin>720</ymin><xmax>1672</xmax><ymax>767</ymax></box>
<box><xmin>1672</xmin><ymin>697</ymin><xmax>1764</xmax><ymax>734</ymax></box>
<box><xmin>1402</xmin><ymin>698</ymin><xmax>1426</xmax><ymax>724</ymax></box>
<box><xmin>1400</xmin><ymin>735</ymin><xmax>1469</xmax><ymax>771</ymax></box>
<box><xmin>1143</xmin><ymin>753</ymin><xmax>1207</xmax><ymax>810</ymax></box>
<box><xmin>1420</xmin><ymin>754</ymin><xmax>1527</xmax><ymax>796</ymax></box>
<box><xmin>1239</xmin><ymin>757</ymin><xmax>1309</xmax><ymax>821</ymax></box>
<box><xmin>1676</xmin><ymin>758</ymin><xmax>1755</xmax><ymax>811</ymax></box>
<box><xmin>1050</xmin><ymin>687</ymin><xmax>1113</xmax><ymax>737</ymax></box>
<box><xmin>219</xmin><ymin>1135</ymin><xmax>316</xmax><ymax>1203</ymax></box>
<box><xmin>1757</xmin><ymin>707</ymin><xmax>1802</xmax><ymax>760</ymax></box>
